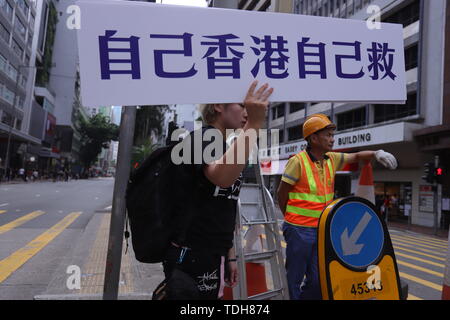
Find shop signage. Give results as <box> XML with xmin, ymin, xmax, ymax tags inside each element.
<box><xmin>260</xmin><ymin>122</ymin><xmax>406</xmax><ymax>160</ymax></box>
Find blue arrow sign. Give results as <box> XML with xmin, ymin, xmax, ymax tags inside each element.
<box><xmin>330</xmin><ymin>201</ymin><xmax>384</xmax><ymax>269</ymax></box>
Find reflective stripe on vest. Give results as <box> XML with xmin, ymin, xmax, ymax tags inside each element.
<box><xmin>285</xmin><ymin>151</ymin><xmax>335</xmax><ymax>227</ymax></box>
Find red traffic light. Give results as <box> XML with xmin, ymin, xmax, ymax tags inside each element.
<box><xmin>436</xmin><ymin>167</ymin><xmax>443</xmax><ymax>176</ymax></box>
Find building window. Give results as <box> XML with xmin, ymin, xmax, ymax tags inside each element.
<box><xmin>383</xmin><ymin>0</ymin><xmax>420</xmax><ymax>28</ymax></box>
<box><xmin>374</xmin><ymin>93</ymin><xmax>417</xmax><ymax>123</ymax></box>
<box><xmin>15</xmin><ymin>118</ymin><xmax>21</xmax><ymax>130</ymax></box>
<box><xmin>0</xmin><ymin>22</ymin><xmax>10</xmax><ymax>44</ymax></box>
<box><xmin>405</xmin><ymin>44</ymin><xmax>418</xmax><ymax>70</ymax></box>
<box><xmin>20</xmin><ymin>74</ymin><xmax>26</xmax><ymax>88</ymax></box>
<box><xmin>7</xmin><ymin>64</ymin><xmax>17</xmax><ymax>81</ymax></box>
<box><xmin>290</xmin><ymin>102</ymin><xmax>306</xmax><ymax>113</ymax></box>
<box><xmin>11</xmin><ymin>38</ymin><xmax>23</xmax><ymax>58</ymax></box>
<box><xmin>15</xmin><ymin>0</ymin><xmax>29</xmax><ymax>17</ymax></box>
<box><xmin>288</xmin><ymin>125</ymin><xmax>303</xmax><ymax>141</ymax></box>
<box><xmin>14</xmin><ymin>16</ymin><xmax>26</xmax><ymax>39</ymax></box>
<box><xmin>2</xmin><ymin>85</ymin><xmax>15</xmax><ymax>105</ymax></box>
<box><xmin>271</xmin><ymin>103</ymin><xmax>285</xmax><ymax>120</ymax></box>
<box><xmin>1</xmin><ymin>110</ymin><xmax>13</xmax><ymax>126</ymax></box>
<box><xmin>0</xmin><ymin>54</ymin><xmax>7</xmax><ymax>73</ymax></box>
<box><xmin>337</xmin><ymin>107</ymin><xmax>367</xmax><ymax>131</ymax></box>
<box><xmin>0</xmin><ymin>0</ymin><xmax>13</xmax><ymax>21</ymax></box>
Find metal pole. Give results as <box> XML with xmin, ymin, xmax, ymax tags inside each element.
<box><xmin>103</xmin><ymin>105</ymin><xmax>136</xmax><ymax>300</ymax></box>
<box><xmin>434</xmin><ymin>155</ymin><xmax>439</xmax><ymax>236</ymax></box>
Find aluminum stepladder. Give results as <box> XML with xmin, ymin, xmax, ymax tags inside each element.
<box><xmin>231</xmin><ymin>161</ymin><xmax>289</xmax><ymax>300</ymax></box>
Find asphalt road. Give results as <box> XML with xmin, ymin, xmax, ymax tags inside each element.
<box><xmin>0</xmin><ymin>178</ymin><xmax>115</xmax><ymax>299</ymax></box>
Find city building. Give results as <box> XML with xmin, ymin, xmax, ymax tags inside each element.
<box><xmin>210</xmin><ymin>0</ymin><xmax>449</xmax><ymax>230</ymax></box>
<box><xmin>0</xmin><ymin>0</ymin><xmax>40</xmax><ymax>177</ymax></box>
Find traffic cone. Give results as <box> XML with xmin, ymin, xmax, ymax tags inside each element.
<box><xmin>442</xmin><ymin>230</ymin><xmax>450</xmax><ymax>300</ymax></box>
<box><xmin>355</xmin><ymin>161</ymin><xmax>375</xmax><ymax>205</ymax></box>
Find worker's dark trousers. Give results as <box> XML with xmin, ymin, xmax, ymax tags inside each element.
<box><xmin>283</xmin><ymin>223</ymin><xmax>322</xmax><ymax>300</ymax></box>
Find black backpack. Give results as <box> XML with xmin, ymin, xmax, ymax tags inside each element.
<box><xmin>125</xmin><ymin>141</ymin><xmax>195</xmax><ymax>263</ymax></box>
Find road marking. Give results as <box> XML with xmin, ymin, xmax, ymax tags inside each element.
<box><xmin>394</xmin><ymin>250</ymin><xmax>445</xmax><ymax>268</ymax></box>
<box><xmin>396</xmin><ymin>260</ymin><xmax>443</xmax><ymax>277</ymax></box>
<box><xmin>0</xmin><ymin>212</ymin><xmax>82</xmax><ymax>284</ymax></box>
<box><xmin>407</xmin><ymin>294</ymin><xmax>423</xmax><ymax>300</ymax></box>
<box><xmin>390</xmin><ymin>236</ymin><xmax>447</xmax><ymax>251</ymax></box>
<box><xmin>393</xmin><ymin>244</ymin><xmax>446</xmax><ymax>261</ymax></box>
<box><xmin>0</xmin><ymin>210</ymin><xmax>6</xmax><ymax>215</ymax></box>
<box><xmin>0</xmin><ymin>211</ymin><xmax>46</xmax><ymax>235</ymax></box>
<box><xmin>0</xmin><ymin>203</ymin><xmax>9</xmax><ymax>207</ymax></box>
<box><xmin>391</xmin><ymin>233</ymin><xmax>448</xmax><ymax>245</ymax></box>
<box><xmin>390</xmin><ymin>241</ymin><xmax>445</xmax><ymax>257</ymax></box>
<box><xmin>104</xmin><ymin>205</ymin><xmax>112</xmax><ymax>210</ymax></box>
<box><xmin>399</xmin><ymin>272</ymin><xmax>442</xmax><ymax>291</ymax></box>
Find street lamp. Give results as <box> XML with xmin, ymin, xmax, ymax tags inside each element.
<box><xmin>3</xmin><ymin>65</ymin><xmax>42</xmax><ymax>178</ymax></box>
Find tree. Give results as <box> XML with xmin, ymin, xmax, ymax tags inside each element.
<box><xmin>79</xmin><ymin>113</ymin><xmax>119</xmax><ymax>175</ymax></box>
<box><xmin>133</xmin><ymin>105</ymin><xmax>169</xmax><ymax>146</ymax></box>
<box><xmin>131</xmin><ymin>138</ymin><xmax>159</xmax><ymax>168</ymax></box>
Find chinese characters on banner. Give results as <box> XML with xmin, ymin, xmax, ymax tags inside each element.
<box><xmin>77</xmin><ymin>1</ymin><xmax>406</xmax><ymax>106</ymax></box>
<box><xmin>99</xmin><ymin>31</ymin><xmax>397</xmax><ymax>81</ymax></box>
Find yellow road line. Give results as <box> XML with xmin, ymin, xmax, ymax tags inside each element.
<box><xmin>0</xmin><ymin>212</ymin><xmax>82</xmax><ymax>284</ymax></box>
<box><xmin>389</xmin><ymin>241</ymin><xmax>445</xmax><ymax>257</ymax></box>
<box><xmin>391</xmin><ymin>233</ymin><xmax>448</xmax><ymax>245</ymax></box>
<box><xmin>396</xmin><ymin>260</ymin><xmax>443</xmax><ymax>278</ymax></box>
<box><xmin>0</xmin><ymin>210</ymin><xmax>6</xmax><ymax>214</ymax></box>
<box><xmin>0</xmin><ymin>211</ymin><xmax>45</xmax><ymax>235</ymax></box>
<box><xmin>393</xmin><ymin>244</ymin><xmax>446</xmax><ymax>262</ymax></box>
<box><xmin>407</xmin><ymin>294</ymin><xmax>423</xmax><ymax>300</ymax></box>
<box><xmin>399</xmin><ymin>272</ymin><xmax>442</xmax><ymax>291</ymax></box>
<box><xmin>390</xmin><ymin>235</ymin><xmax>447</xmax><ymax>250</ymax></box>
<box><xmin>394</xmin><ymin>250</ymin><xmax>445</xmax><ymax>268</ymax></box>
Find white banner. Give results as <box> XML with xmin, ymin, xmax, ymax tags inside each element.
<box><xmin>77</xmin><ymin>0</ymin><xmax>407</xmax><ymax>106</ymax></box>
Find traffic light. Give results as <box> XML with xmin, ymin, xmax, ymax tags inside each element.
<box><xmin>435</xmin><ymin>165</ymin><xmax>444</xmax><ymax>184</ymax></box>
<box><xmin>422</xmin><ymin>162</ymin><xmax>435</xmax><ymax>184</ymax></box>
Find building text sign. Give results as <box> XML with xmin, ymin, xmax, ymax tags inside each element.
<box><xmin>76</xmin><ymin>1</ymin><xmax>406</xmax><ymax>106</ymax></box>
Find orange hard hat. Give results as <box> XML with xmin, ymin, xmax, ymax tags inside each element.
<box><xmin>303</xmin><ymin>114</ymin><xmax>336</xmax><ymax>139</ymax></box>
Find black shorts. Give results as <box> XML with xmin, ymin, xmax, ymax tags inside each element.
<box><xmin>161</xmin><ymin>245</ymin><xmax>226</xmax><ymax>300</ymax></box>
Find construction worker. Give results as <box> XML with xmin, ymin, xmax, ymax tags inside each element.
<box><xmin>277</xmin><ymin>113</ymin><xmax>398</xmax><ymax>300</ymax></box>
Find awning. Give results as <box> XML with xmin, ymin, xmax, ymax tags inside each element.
<box><xmin>39</xmin><ymin>147</ymin><xmax>61</xmax><ymax>159</ymax></box>
<box><xmin>260</xmin><ymin>159</ymin><xmax>288</xmax><ymax>176</ymax></box>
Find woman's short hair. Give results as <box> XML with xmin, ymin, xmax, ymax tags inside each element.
<box><xmin>198</xmin><ymin>104</ymin><xmax>221</xmax><ymax>125</ymax></box>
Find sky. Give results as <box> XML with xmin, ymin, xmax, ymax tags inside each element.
<box><xmin>157</xmin><ymin>0</ymin><xmax>208</xmax><ymax>7</ymax></box>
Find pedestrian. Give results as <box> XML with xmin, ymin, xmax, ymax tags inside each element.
<box><xmin>18</xmin><ymin>167</ymin><xmax>26</xmax><ymax>182</ymax></box>
<box><xmin>158</xmin><ymin>81</ymin><xmax>273</xmax><ymax>300</ymax></box>
<box><xmin>32</xmin><ymin>170</ymin><xmax>39</xmax><ymax>182</ymax></box>
<box><xmin>277</xmin><ymin>113</ymin><xmax>398</xmax><ymax>300</ymax></box>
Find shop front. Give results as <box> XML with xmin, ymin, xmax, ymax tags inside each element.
<box><xmin>374</xmin><ymin>181</ymin><xmax>413</xmax><ymax>224</ymax></box>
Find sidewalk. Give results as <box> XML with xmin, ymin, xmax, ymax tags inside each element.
<box><xmin>34</xmin><ymin>211</ymin><xmax>165</xmax><ymax>300</ymax></box>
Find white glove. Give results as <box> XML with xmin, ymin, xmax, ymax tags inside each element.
<box><xmin>375</xmin><ymin>150</ymin><xmax>398</xmax><ymax>170</ymax></box>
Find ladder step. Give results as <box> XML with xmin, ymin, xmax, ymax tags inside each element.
<box><xmin>248</xmin><ymin>289</ymin><xmax>284</xmax><ymax>300</ymax></box>
<box><xmin>242</xmin><ymin>220</ymin><xmax>276</xmax><ymax>226</ymax></box>
<box><xmin>240</xmin><ymin>202</ymin><xmax>261</xmax><ymax>206</ymax></box>
<box><xmin>243</xmin><ymin>250</ymin><xmax>277</xmax><ymax>262</ymax></box>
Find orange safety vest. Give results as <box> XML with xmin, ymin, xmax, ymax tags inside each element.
<box><xmin>285</xmin><ymin>151</ymin><xmax>336</xmax><ymax>228</ymax></box>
